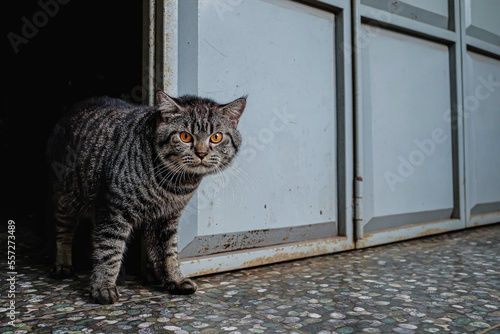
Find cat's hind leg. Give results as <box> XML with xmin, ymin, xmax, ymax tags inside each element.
<box><xmin>50</xmin><ymin>196</ymin><xmax>78</xmax><ymax>278</ymax></box>
<box><xmin>90</xmin><ymin>212</ymin><xmax>132</xmax><ymax>304</ymax></box>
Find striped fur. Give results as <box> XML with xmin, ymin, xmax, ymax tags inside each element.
<box><xmin>47</xmin><ymin>92</ymin><xmax>246</xmax><ymax>304</ymax></box>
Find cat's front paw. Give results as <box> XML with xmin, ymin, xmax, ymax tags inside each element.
<box><xmin>165</xmin><ymin>278</ymin><xmax>198</xmax><ymax>295</ymax></box>
<box><xmin>91</xmin><ymin>285</ymin><xmax>120</xmax><ymax>304</ymax></box>
<box><xmin>50</xmin><ymin>265</ymin><xmax>75</xmax><ymax>279</ymax></box>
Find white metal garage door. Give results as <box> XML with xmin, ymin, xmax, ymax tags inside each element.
<box><xmin>143</xmin><ymin>0</ymin><xmax>500</xmax><ymax>276</ymax></box>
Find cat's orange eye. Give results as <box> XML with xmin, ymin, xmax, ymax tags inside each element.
<box><xmin>179</xmin><ymin>132</ymin><xmax>193</xmax><ymax>143</ymax></box>
<box><xmin>210</xmin><ymin>132</ymin><xmax>223</xmax><ymax>143</ymax></box>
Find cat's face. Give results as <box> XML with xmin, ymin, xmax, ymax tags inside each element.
<box><xmin>155</xmin><ymin>92</ymin><xmax>246</xmax><ymax>176</ymax></box>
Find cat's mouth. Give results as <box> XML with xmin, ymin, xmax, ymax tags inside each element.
<box><xmin>189</xmin><ymin>161</ymin><xmax>218</xmax><ymax>173</ymax></box>
<box><xmin>165</xmin><ymin>155</ymin><xmax>220</xmax><ymax>175</ymax></box>
<box><xmin>174</xmin><ymin>158</ymin><xmax>216</xmax><ymax>174</ymax></box>
<box><xmin>192</xmin><ymin>155</ymin><xmax>221</xmax><ymax>168</ymax></box>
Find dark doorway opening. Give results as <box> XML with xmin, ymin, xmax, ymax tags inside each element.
<box><xmin>3</xmin><ymin>0</ymin><xmax>143</xmax><ymax>277</ymax></box>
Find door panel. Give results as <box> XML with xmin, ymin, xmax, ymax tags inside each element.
<box><xmin>463</xmin><ymin>0</ymin><xmax>500</xmax><ymax>227</ymax></box>
<box><xmin>466</xmin><ymin>0</ymin><xmax>500</xmax><ymax>46</ymax></box>
<box><xmin>173</xmin><ymin>0</ymin><xmax>354</xmax><ymax>276</ymax></box>
<box><xmin>186</xmin><ymin>0</ymin><xmax>337</xmax><ymax>237</ymax></box>
<box><xmin>465</xmin><ymin>52</ymin><xmax>500</xmax><ymax>214</ymax></box>
<box><xmin>361</xmin><ymin>26</ymin><xmax>454</xmax><ymax>232</ymax></box>
<box><xmin>355</xmin><ymin>0</ymin><xmax>465</xmax><ymax>248</ymax></box>
<box><xmin>361</xmin><ymin>0</ymin><xmax>450</xmax><ymax>29</ymax></box>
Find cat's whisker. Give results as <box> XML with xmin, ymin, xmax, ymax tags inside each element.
<box><xmin>210</xmin><ymin>163</ymin><xmax>242</xmax><ymax>206</ymax></box>
<box><xmin>225</xmin><ymin>164</ymin><xmax>255</xmax><ymax>194</ymax></box>
<box><xmin>153</xmin><ymin>159</ymin><xmax>180</xmax><ymax>180</ymax></box>
<box><xmin>212</xmin><ymin>159</ymin><xmax>224</xmax><ymax>192</ymax></box>
<box><xmin>156</xmin><ymin>160</ymin><xmax>180</xmax><ymax>180</ymax></box>
<box><xmin>158</xmin><ymin>162</ymin><xmax>185</xmax><ymax>188</ymax></box>
<box><xmin>222</xmin><ymin>167</ymin><xmax>240</xmax><ymax>206</ymax></box>
<box><xmin>153</xmin><ymin>165</ymin><xmax>171</xmax><ymax>180</ymax></box>
<box><xmin>225</xmin><ymin>168</ymin><xmax>246</xmax><ymax>206</ymax></box>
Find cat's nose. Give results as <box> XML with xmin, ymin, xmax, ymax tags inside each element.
<box><xmin>196</xmin><ymin>151</ymin><xmax>208</xmax><ymax>159</ymax></box>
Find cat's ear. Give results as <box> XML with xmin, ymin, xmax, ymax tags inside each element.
<box><xmin>157</xmin><ymin>91</ymin><xmax>183</xmax><ymax>118</ymax></box>
<box><xmin>219</xmin><ymin>95</ymin><xmax>247</xmax><ymax>127</ymax></box>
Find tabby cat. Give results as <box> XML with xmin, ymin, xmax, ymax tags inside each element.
<box><xmin>47</xmin><ymin>91</ymin><xmax>246</xmax><ymax>304</ymax></box>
